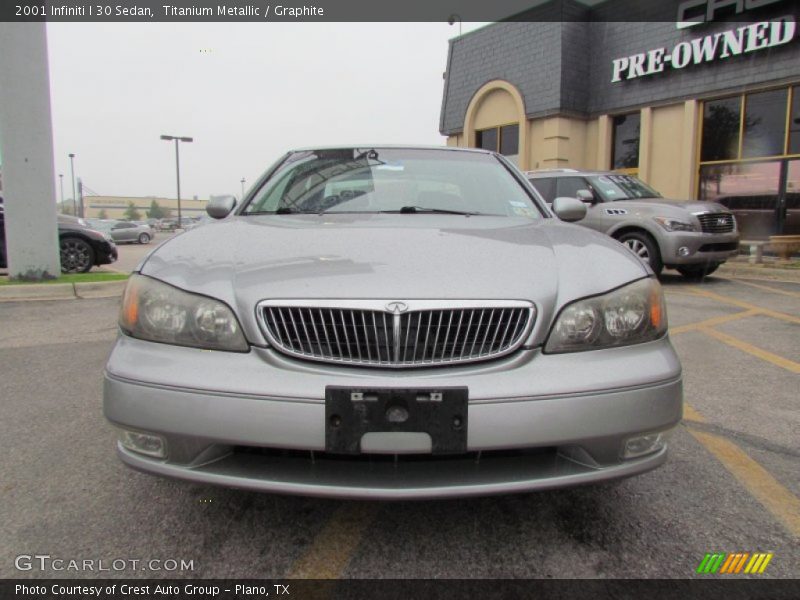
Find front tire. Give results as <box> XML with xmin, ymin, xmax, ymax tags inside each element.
<box><xmin>677</xmin><ymin>262</ymin><xmax>720</xmax><ymax>280</ymax></box>
<box><xmin>138</xmin><ymin>232</ymin><xmax>151</xmax><ymax>244</ymax></box>
<box><xmin>60</xmin><ymin>237</ymin><xmax>95</xmax><ymax>273</ymax></box>
<box><xmin>617</xmin><ymin>231</ymin><xmax>663</xmax><ymax>275</ymax></box>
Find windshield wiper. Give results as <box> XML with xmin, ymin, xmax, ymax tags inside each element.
<box><xmin>243</xmin><ymin>207</ymin><xmax>312</xmax><ymax>215</ymax></box>
<box><xmin>393</xmin><ymin>206</ymin><xmax>484</xmax><ymax>216</ymax></box>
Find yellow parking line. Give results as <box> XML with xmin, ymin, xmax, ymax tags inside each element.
<box><xmin>664</xmin><ymin>289</ymin><xmax>704</xmax><ymax>297</ymax></box>
<box><xmin>669</xmin><ymin>309</ymin><xmax>759</xmax><ymax>335</ymax></box>
<box><xmin>286</xmin><ymin>502</ymin><xmax>378</xmax><ymax>579</ymax></box>
<box><xmin>689</xmin><ymin>287</ymin><xmax>800</xmax><ymax>325</ymax></box>
<box><xmin>684</xmin><ymin>403</ymin><xmax>800</xmax><ymax>537</ymax></box>
<box><xmin>682</xmin><ymin>403</ymin><xmax>706</xmax><ymax>423</ymax></box>
<box><xmin>688</xmin><ymin>427</ymin><xmax>800</xmax><ymax>538</ymax></box>
<box><xmin>698</xmin><ymin>326</ymin><xmax>800</xmax><ymax>374</ymax></box>
<box><xmin>727</xmin><ymin>278</ymin><xmax>800</xmax><ymax>299</ymax></box>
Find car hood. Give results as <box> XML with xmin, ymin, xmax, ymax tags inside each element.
<box><xmin>631</xmin><ymin>198</ymin><xmax>730</xmax><ymax>214</ymax></box>
<box><xmin>141</xmin><ymin>214</ymin><xmax>649</xmax><ymax>345</ymax></box>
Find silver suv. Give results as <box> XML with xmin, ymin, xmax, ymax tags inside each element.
<box><xmin>526</xmin><ymin>170</ymin><xmax>739</xmax><ymax>278</ymax></box>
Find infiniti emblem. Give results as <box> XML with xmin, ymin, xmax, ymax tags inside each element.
<box><xmin>385</xmin><ymin>301</ymin><xmax>408</xmax><ymax>314</ymax></box>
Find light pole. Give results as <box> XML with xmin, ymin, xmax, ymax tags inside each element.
<box><xmin>240</xmin><ymin>177</ymin><xmax>245</xmax><ymax>198</ymax></box>
<box><xmin>68</xmin><ymin>153</ymin><xmax>76</xmax><ymax>216</ymax></box>
<box><xmin>58</xmin><ymin>173</ymin><xmax>64</xmax><ymax>208</ymax></box>
<box><xmin>160</xmin><ymin>134</ymin><xmax>193</xmax><ymax>226</ymax></box>
<box><xmin>448</xmin><ymin>14</ymin><xmax>462</xmax><ymax>36</ymax></box>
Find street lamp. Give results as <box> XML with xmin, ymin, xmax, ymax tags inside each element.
<box><xmin>160</xmin><ymin>134</ymin><xmax>193</xmax><ymax>226</ymax></box>
<box><xmin>68</xmin><ymin>153</ymin><xmax>76</xmax><ymax>216</ymax></box>
<box><xmin>58</xmin><ymin>173</ymin><xmax>64</xmax><ymax>207</ymax></box>
<box><xmin>240</xmin><ymin>177</ymin><xmax>246</xmax><ymax>198</ymax></box>
<box><xmin>448</xmin><ymin>14</ymin><xmax>462</xmax><ymax>36</ymax></box>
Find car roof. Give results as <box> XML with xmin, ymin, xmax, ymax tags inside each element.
<box><xmin>287</xmin><ymin>144</ymin><xmax>495</xmax><ymax>155</ymax></box>
<box><xmin>525</xmin><ymin>169</ymin><xmax>626</xmax><ymax>179</ymax></box>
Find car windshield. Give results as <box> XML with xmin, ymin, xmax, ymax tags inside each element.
<box><xmin>588</xmin><ymin>174</ymin><xmax>662</xmax><ymax>201</ymax></box>
<box><xmin>242</xmin><ymin>148</ymin><xmax>544</xmax><ymax>218</ymax></box>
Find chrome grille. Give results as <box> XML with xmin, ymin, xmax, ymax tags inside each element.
<box><xmin>695</xmin><ymin>212</ymin><xmax>735</xmax><ymax>233</ymax></box>
<box><xmin>258</xmin><ymin>301</ymin><xmax>535</xmax><ymax>368</ymax></box>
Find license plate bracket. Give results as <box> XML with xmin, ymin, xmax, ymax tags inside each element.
<box><xmin>325</xmin><ymin>386</ymin><xmax>468</xmax><ymax>455</ymax></box>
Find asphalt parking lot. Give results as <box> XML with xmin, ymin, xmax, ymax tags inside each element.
<box><xmin>100</xmin><ymin>230</ymin><xmax>178</xmax><ymax>274</ymax></box>
<box><xmin>0</xmin><ymin>270</ymin><xmax>797</xmax><ymax>579</ymax></box>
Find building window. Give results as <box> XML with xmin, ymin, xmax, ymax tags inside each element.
<box><xmin>499</xmin><ymin>124</ymin><xmax>519</xmax><ymax>156</ymax></box>
<box><xmin>789</xmin><ymin>85</ymin><xmax>800</xmax><ymax>155</ymax></box>
<box><xmin>699</xmin><ymin>161</ymin><xmax>781</xmax><ymax>238</ymax></box>
<box><xmin>475</xmin><ymin>124</ymin><xmax>519</xmax><ymax>157</ymax></box>
<box><xmin>742</xmin><ymin>89</ymin><xmax>788</xmax><ymax>159</ymax></box>
<box><xmin>611</xmin><ymin>113</ymin><xmax>640</xmax><ymax>170</ymax></box>
<box><xmin>698</xmin><ymin>85</ymin><xmax>800</xmax><ymax>238</ymax></box>
<box><xmin>701</xmin><ymin>97</ymin><xmax>741</xmax><ymax>162</ymax></box>
<box><xmin>476</xmin><ymin>128</ymin><xmax>498</xmax><ymax>152</ymax></box>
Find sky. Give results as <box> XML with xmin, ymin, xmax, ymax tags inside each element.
<box><xmin>45</xmin><ymin>22</ymin><xmax>486</xmax><ymax>201</ymax></box>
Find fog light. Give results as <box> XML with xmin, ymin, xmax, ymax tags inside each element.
<box><xmin>623</xmin><ymin>432</ymin><xmax>665</xmax><ymax>459</ymax></box>
<box><xmin>677</xmin><ymin>246</ymin><xmax>691</xmax><ymax>257</ymax></box>
<box><xmin>118</xmin><ymin>429</ymin><xmax>166</xmax><ymax>458</ymax></box>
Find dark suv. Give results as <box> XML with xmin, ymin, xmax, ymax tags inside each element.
<box><xmin>0</xmin><ymin>209</ymin><xmax>118</xmax><ymax>273</ymax></box>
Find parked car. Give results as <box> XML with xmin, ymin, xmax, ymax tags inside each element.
<box><xmin>526</xmin><ymin>169</ymin><xmax>739</xmax><ymax>278</ymax></box>
<box><xmin>157</xmin><ymin>218</ymin><xmax>174</xmax><ymax>231</ymax></box>
<box><xmin>0</xmin><ymin>212</ymin><xmax>118</xmax><ymax>273</ymax></box>
<box><xmin>183</xmin><ymin>215</ymin><xmax>214</xmax><ymax>231</ymax></box>
<box><xmin>91</xmin><ymin>220</ymin><xmax>153</xmax><ymax>244</ymax></box>
<box><xmin>104</xmin><ymin>146</ymin><xmax>682</xmax><ymax>499</ymax></box>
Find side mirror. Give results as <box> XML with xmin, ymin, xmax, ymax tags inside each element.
<box><xmin>576</xmin><ymin>189</ymin><xmax>595</xmax><ymax>204</ymax></box>
<box><xmin>206</xmin><ymin>195</ymin><xmax>237</xmax><ymax>219</ymax></box>
<box><xmin>552</xmin><ymin>197</ymin><xmax>587</xmax><ymax>222</ymax></box>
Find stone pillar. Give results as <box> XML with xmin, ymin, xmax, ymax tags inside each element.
<box><xmin>597</xmin><ymin>115</ymin><xmax>613</xmax><ymax>170</ymax></box>
<box><xmin>638</xmin><ymin>107</ymin><xmax>653</xmax><ymax>183</ymax></box>
<box><xmin>679</xmin><ymin>100</ymin><xmax>700</xmax><ymax>200</ymax></box>
<box><xmin>0</xmin><ymin>23</ymin><xmax>61</xmax><ymax>279</ymax></box>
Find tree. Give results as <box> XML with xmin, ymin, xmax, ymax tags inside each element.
<box><xmin>146</xmin><ymin>199</ymin><xmax>168</xmax><ymax>219</ymax></box>
<box><xmin>97</xmin><ymin>209</ymin><xmax>108</xmax><ymax>219</ymax></box>
<box><xmin>123</xmin><ymin>201</ymin><xmax>142</xmax><ymax>221</ymax></box>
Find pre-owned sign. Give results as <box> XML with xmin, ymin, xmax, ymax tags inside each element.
<box><xmin>611</xmin><ymin>16</ymin><xmax>795</xmax><ymax>83</ymax></box>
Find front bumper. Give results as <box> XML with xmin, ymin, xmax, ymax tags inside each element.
<box><xmin>660</xmin><ymin>231</ymin><xmax>739</xmax><ymax>266</ymax></box>
<box><xmin>104</xmin><ymin>336</ymin><xmax>682</xmax><ymax>499</ymax></box>
<box><xmin>95</xmin><ymin>240</ymin><xmax>118</xmax><ymax>265</ymax></box>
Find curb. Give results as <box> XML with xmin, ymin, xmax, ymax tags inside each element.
<box><xmin>0</xmin><ymin>283</ymin><xmax>76</xmax><ymax>301</ymax></box>
<box><xmin>74</xmin><ymin>280</ymin><xmax>128</xmax><ymax>298</ymax></box>
<box><xmin>0</xmin><ymin>279</ymin><xmax>127</xmax><ymax>302</ymax></box>
<box><xmin>717</xmin><ymin>262</ymin><xmax>800</xmax><ymax>283</ymax></box>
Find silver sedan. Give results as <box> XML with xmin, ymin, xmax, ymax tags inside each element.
<box><xmin>103</xmin><ymin>146</ymin><xmax>682</xmax><ymax>499</ymax></box>
<box><xmin>89</xmin><ymin>220</ymin><xmax>153</xmax><ymax>244</ymax></box>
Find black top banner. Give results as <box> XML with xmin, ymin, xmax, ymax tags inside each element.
<box><xmin>2</xmin><ymin>0</ymin><xmax>795</xmax><ymax>23</ymax></box>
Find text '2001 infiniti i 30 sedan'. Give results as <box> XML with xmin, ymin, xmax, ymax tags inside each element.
<box><xmin>103</xmin><ymin>146</ymin><xmax>682</xmax><ymax>499</ymax></box>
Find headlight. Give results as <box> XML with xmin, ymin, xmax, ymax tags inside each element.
<box><xmin>653</xmin><ymin>216</ymin><xmax>697</xmax><ymax>232</ymax></box>
<box><xmin>545</xmin><ymin>278</ymin><xmax>667</xmax><ymax>353</ymax></box>
<box><xmin>119</xmin><ymin>274</ymin><xmax>249</xmax><ymax>352</ymax></box>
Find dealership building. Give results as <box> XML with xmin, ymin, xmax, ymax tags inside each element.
<box><xmin>83</xmin><ymin>195</ymin><xmax>209</xmax><ymax>220</ymax></box>
<box><xmin>440</xmin><ymin>0</ymin><xmax>800</xmax><ymax>236</ymax></box>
